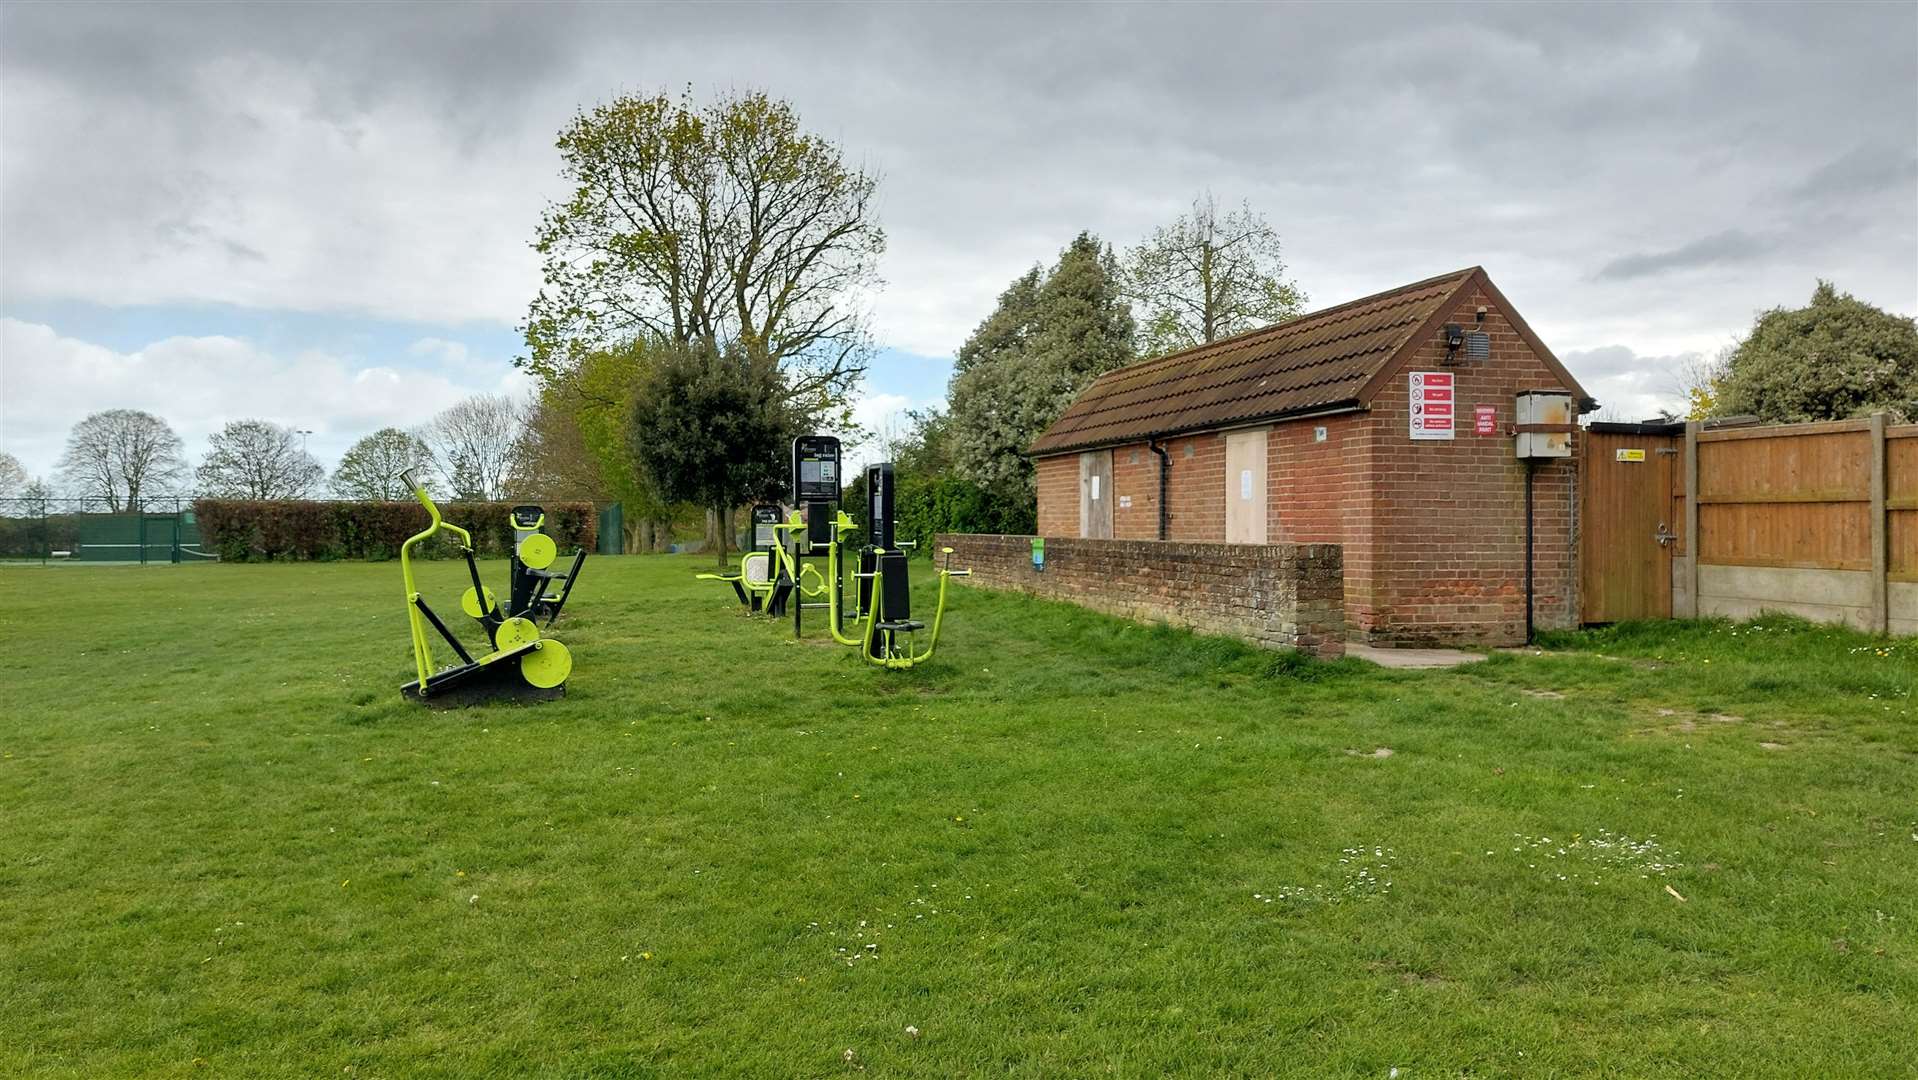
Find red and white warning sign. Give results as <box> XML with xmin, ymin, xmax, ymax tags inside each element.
<box><xmin>1474</xmin><ymin>404</ymin><xmax>1498</xmax><ymax>435</ymax></box>
<box><xmin>1408</xmin><ymin>371</ymin><xmax>1455</xmax><ymax>440</ymax></box>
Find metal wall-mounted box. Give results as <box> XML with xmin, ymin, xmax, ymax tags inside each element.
<box><xmin>1515</xmin><ymin>390</ymin><xmax>1573</xmax><ymax>458</ymax></box>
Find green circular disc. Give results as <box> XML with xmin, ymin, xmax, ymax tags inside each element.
<box><xmin>460</xmin><ymin>585</ymin><xmax>497</xmax><ymax>619</ymax></box>
<box><xmin>497</xmin><ymin>616</ymin><xmax>541</xmax><ymax>651</ymax></box>
<box><xmin>517</xmin><ymin>533</ymin><xmax>558</xmax><ymax>570</ymax></box>
<box><xmin>520</xmin><ymin>639</ymin><xmax>572</xmax><ymax>688</ymax></box>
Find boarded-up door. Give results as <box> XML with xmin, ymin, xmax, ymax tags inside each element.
<box><xmin>1079</xmin><ymin>450</ymin><xmax>1113</xmax><ymax>539</ymax></box>
<box><xmin>1225</xmin><ymin>429</ymin><xmax>1268</xmax><ymax>544</ymax></box>
<box><xmin>1581</xmin><ymin>429</ymin><xmax>1682</xmax><ymax>622</ymax></box>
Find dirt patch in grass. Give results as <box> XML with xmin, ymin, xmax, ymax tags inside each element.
<box><xmin>1367</xmin><ymin>959</ymin><xmax>1449</xmax><ymax>988</ymax></box>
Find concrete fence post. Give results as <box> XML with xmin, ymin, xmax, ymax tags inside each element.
<box><xmin>1871</xmin><ymin>412</ymin><xmax>1888</xmax><ymax>635</ymax></box>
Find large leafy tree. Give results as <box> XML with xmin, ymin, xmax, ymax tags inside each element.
<box><xmin>1122</xmin><ymin>192</ymin><xmax>1306</xmax><ymax>358</ymax></box>
<box><xmin>945</xmin><ymin>232</ymin><xmax>1136</xmax><ymax>497</ymax></box>
<box><xmin>628</xmin><ymin>337</ymin><xmax>796</xmax><ymax>564</ymax></box>
<box><xmin>331</xmin><ymin>428</ymin><xmax>435</xmax><ymax>500</ymax></box>
<box><xmin>55</xmin><ymin>409</ymin><xmax>187</xmax><ymax>511</ymax></box>
<box><xmin>528</xmin><ymin>342</ymin><xmax>686</xmax><ymax>552</ymax></box>
<box><xmin>197</xmin><ymin>420</ymin><xmax>325</xmax><ymax>500</ymax></box>
<box><xmin>523</xmin><ymin>89</ymin><xmax>884</xmax><ymax>422</ymax></box>
<box><xmin>1715</xmin><ymin>281</ymin><xmax>1918</xmax><ymax>423</ymax></box>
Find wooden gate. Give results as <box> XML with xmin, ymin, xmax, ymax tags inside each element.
<box><xmin>1580</xmin><ymin>425</ymin><xmax>1683</xmax><ymax>622</ymax></box>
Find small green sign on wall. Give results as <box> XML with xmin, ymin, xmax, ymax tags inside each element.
<box><xmin>1031</xmin><ymin>537</ymin><xmax>1045</xmax><ymax>572</ymax></box>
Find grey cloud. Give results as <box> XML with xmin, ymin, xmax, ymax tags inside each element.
<box><xmin>1787</xmin><ymin>144</ymin><xmax>1918</xmax><ymax>204</ymax></box>
<box><xmin>0</xmin><ymin>1</ymin><xmax>1912</xmax><ymax>361</ymax></box>
<box><xmin>1561</xmin><ymin>345</ymin><xmax>1706</xmax><ymax>423</ymax></box>
<box><xmin>1595</xmin><ymin>230</ymin><xmax>1782</xmax><ymax>281</ymax></box>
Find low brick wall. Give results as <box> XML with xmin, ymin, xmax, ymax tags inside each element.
<box><xmin>936</xmin><ymin>534</ymin><xmax>1345</xmax><ymax>658</ymax></box>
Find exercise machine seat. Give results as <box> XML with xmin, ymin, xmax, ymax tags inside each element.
<box><xmin>874</xmin><ymin>551</ymin><xmax>922</xmax><ymax>632</ymax></box>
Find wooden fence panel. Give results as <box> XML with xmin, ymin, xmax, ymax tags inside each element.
<box><xmin>1697</xmin><ymin>502</ymin><xmax>1871</xmax><ymax>570</ymax></box>
<box><xmin>1698</xmin><ymin>427</ymin><xmax>1871</xmax><ymax>505</ymax></box>
<box><xmin>1689</xmin><ymin>418</ymin><xmax>1887</xmax><ymax>633</ymax></box>
<box><xmin>1886</xmin><ymin>429</ymin><xmax>1918</xmax><ymax>582</ymax></box>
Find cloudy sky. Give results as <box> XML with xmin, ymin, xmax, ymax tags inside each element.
<box><xmin>2</xmin><ymin>1</ymin><xmax>1914</xmax><ymax>481</ymax></box>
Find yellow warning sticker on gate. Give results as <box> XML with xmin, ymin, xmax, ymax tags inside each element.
<box><xmin>1615</xmin><ymin>448</ymin><xmax>1646</xmax><ymax>462</ymax></box>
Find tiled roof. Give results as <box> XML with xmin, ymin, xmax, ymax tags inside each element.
<box><xmin>1029</xmin><ymin>268</ymin><xmax>1481</xmax><ymax>455</ymax></box>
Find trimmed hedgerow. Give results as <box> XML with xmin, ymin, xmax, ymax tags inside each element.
<box><xmin>193</xmin><ymin>500</ymin><xmax>597</xmax><ymax>562</ymax></box>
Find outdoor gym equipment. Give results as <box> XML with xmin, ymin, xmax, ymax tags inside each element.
<box><xmin>785</xmin><ymin>452</ymin><xmax>973</xmax><ymax>668</ymax></box>
<box><xmin>856</xmin><ymin>543</ymin><xmax>971</xmax><ymax>669</ymax></box>
<box><xmin>698</xmin><ymin>504</ymin><xmax>797</xmax><ymax>615</ymax></box>
<box><xmin>782</xmin><ymin>501</ymin><xmax>860</xmax><ymax>639</ymax></box>
<box><xmin>508</xmin><ymin>505</ymin><xmax>586</xmax><ymax>625</ymax></box>
<box><xmin>785</xmin><ymin>435</ymin><xmax>867</xmax><ymax>641</ymax></box>
<box><xmin>397</xmin><ymin>470</ymin><xmax>573</xmax><ymax>706</ymax></box>
<box><xmin>848</xmin><ymin>460</ymin><xmax>970</xmax><ymax>669</ymax></box>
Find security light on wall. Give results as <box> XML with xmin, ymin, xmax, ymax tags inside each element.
<box><xmin>1442</xmin><ymin>308</ymin><xmax>1492</xmax><ymax>364</ymax></box>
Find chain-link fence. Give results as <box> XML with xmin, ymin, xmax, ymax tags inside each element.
<box><xmin>0</xmin><ymin>497</ymin><xmax>215</xmax><ymax>564</ymax></box>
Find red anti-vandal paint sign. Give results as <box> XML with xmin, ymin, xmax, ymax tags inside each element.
<box><xmin>1475</xmin><ymin>405</ymin><xmax>1498</xmax><ymax>435</ymax></box>
<box><xmin>1409</xmin><ymin>372</ymin><xmax>1456</xmax><ymax>441</ymax></box>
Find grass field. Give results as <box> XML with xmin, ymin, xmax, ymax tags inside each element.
<box><xmin>2</xmin><ymin>555</ymin><xmax>1914</xmax><ymax>1077</ymax></box>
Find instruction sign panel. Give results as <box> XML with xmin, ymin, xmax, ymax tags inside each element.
<box><xmin>1409</xmin><ymin>372</ymin><xmax>1455</xmax><ymax>440</ymax></box>
<box><xmin>1474</xmin><ymin>405</ymin><xmax>1498</xmax><ymax>435</ymax></box>
<box><xmin>1615</xmin><ymin>448</ymin><xmax>1646</xmax><ymax>462</ymax></box>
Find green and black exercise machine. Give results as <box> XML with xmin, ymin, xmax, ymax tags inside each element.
<box><xmin>856</xmin><ymin>544</ymin><xmax>970</xmax><ymax>669</ymax></box>
<box><xmin>508</xmin><ymin>505</ymin><xmax>586</xmax><ymax>625</ymax></box>
<box><xmin>782</xmin><ymin>500</ymin><xmax>859</xmax><ymax>638</ymax></box>
<box><xmin>780</xmin><ymin>450</ymin><xmax>972</xmax><ymax>667</ymax></box>
<box><xmin>697</xmin><ymin>503</ymin><xmax>796</xmax><ymax>615</ymax></box>
<box><xmin>397</xmin><ymin>470</ymin><xmax>573</xmax><ymax>706</ymax></box>
<box><xmin>785</xmin><ymin>434</ymin><xmax>868</xmax><ymax>641</ymax></box>
<box><xmin>849</xmin><ymin>461</ymin><xmax>970</xmax><ymax>669</ymax></box>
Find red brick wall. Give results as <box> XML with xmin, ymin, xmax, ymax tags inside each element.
<box><xmin>1034</xmin><ymin>453</ymin><xmax>1077</xmax><ymax>539</ymax></box>
<box><xmin>938</xmin><ymin>533</ymin><xmax>1344</xmax><ymax>658</ymax></box>
<box><xmin>1165</xmin><ymin>433</ymin><xmax>1227</xmax><ymax>541</ymax></box>
<box><xmin>1027</xmin><ymin>287</ymin><xmax>1580</xmax><ymax>646</ymax></box>
<box><xmin>1355</xmin><ymin>287</ymin><xmax>1579</xmax><ymax>645</ymax></box>
<box><xmin>1036</xmin><ymin>436</ymin><xmax>1229</xmax><ymax>542</ymax></box>
<box><xmin>1111</xmin><ymin>444</ymin><xmax>1160</xmax><ymax>540</ymax></box>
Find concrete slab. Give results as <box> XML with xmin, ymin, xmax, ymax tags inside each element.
<box><xmin>1345</xmin><ymin>643</ymin><xmax>1487</xmax><ymax>669</ymax></box>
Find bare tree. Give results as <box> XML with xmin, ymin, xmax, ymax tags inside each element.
<box><xmin>1122</xmin><ymin>192</ymin><xmax>1307</xmax><ymax>358</ymax></box>
<box><xmin>0</xmin><ymin>452</ymin><xmax>26</xmax><ymax>499</ymax></box>
<box><xmin>1668</xmin><ymin>351</ymin><xmax>1728</xmax><ymax>421</ymax></box>
<box><xmin>331</xmin><ymin>427</ymin><xmax>436</xmax><ymax>500</ymax></box>
<box><xmin>523</xmin><ymin>89</ymin><xmax>885</xmax><ymax>420</ymax></box>
<box><xmin>195</xmin><ymin>420</ymin><xmax>325</xmax><ymax>499</ymax></box>
<box><xmin>424</xmin><ymin>394</ymin><xmax>525</xmax><ymax>500</ymax></box>
<box><xmin>506</xmin><ymin>396</ymin><xmax>610</xmax><ymax>503</ymax></box>
<box><xmin>55</xmin><ymin>409</ymin><xmax>188</xmax><ymax>511</ymax></box>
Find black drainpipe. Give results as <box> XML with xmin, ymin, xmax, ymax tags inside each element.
<box><xmin>1148</xmin><ymin>437</ymin><xmax>1170</xmax><ymax>541</ymax></box>
<box><xmin>1523</xmin><ymin>458</ymin><xmax>1537</xmax><ymax>643</ymax></box>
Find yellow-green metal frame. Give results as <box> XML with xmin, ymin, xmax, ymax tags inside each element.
<box><xmin>857</xmin><ymin>546</ymin><xmax>969</xmax><ymax>668</ymax></box>
<box><xmin>399</xmin><ymin>470</ymin><xmax>481</xmax><ymax>691</ymax></box>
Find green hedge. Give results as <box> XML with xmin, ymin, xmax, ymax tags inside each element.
<box><xmin>193</xmin><ymin>500</ymin><xmax>597</xmax><ymax>562</ymax></box>
<box><xmin>843</xmin><ymin>472</ymin><xmax>1034</xmax><ymax>554</ymax></box>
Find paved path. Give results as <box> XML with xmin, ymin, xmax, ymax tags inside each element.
<box><xmin>1345</xmin><ymin>643</ymin><xmax>1488</xmax><ymax>669</ymax></box>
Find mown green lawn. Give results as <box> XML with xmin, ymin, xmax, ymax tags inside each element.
<box><xmin>2</xmin><ymin>555</ymin><xmax>1913</xmax><ymax>1077</ymax></box>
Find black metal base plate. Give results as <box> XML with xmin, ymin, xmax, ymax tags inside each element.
<box><xmin>400</xmin><ymin>657</ymin><xmax>565</xmax><ymax>710</ymax></box>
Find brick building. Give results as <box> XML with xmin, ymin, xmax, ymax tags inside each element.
<box><xmin>1028</xmin><ymin>267</ymin><xmax>1594</xmax><ymax>646</ymax></box>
